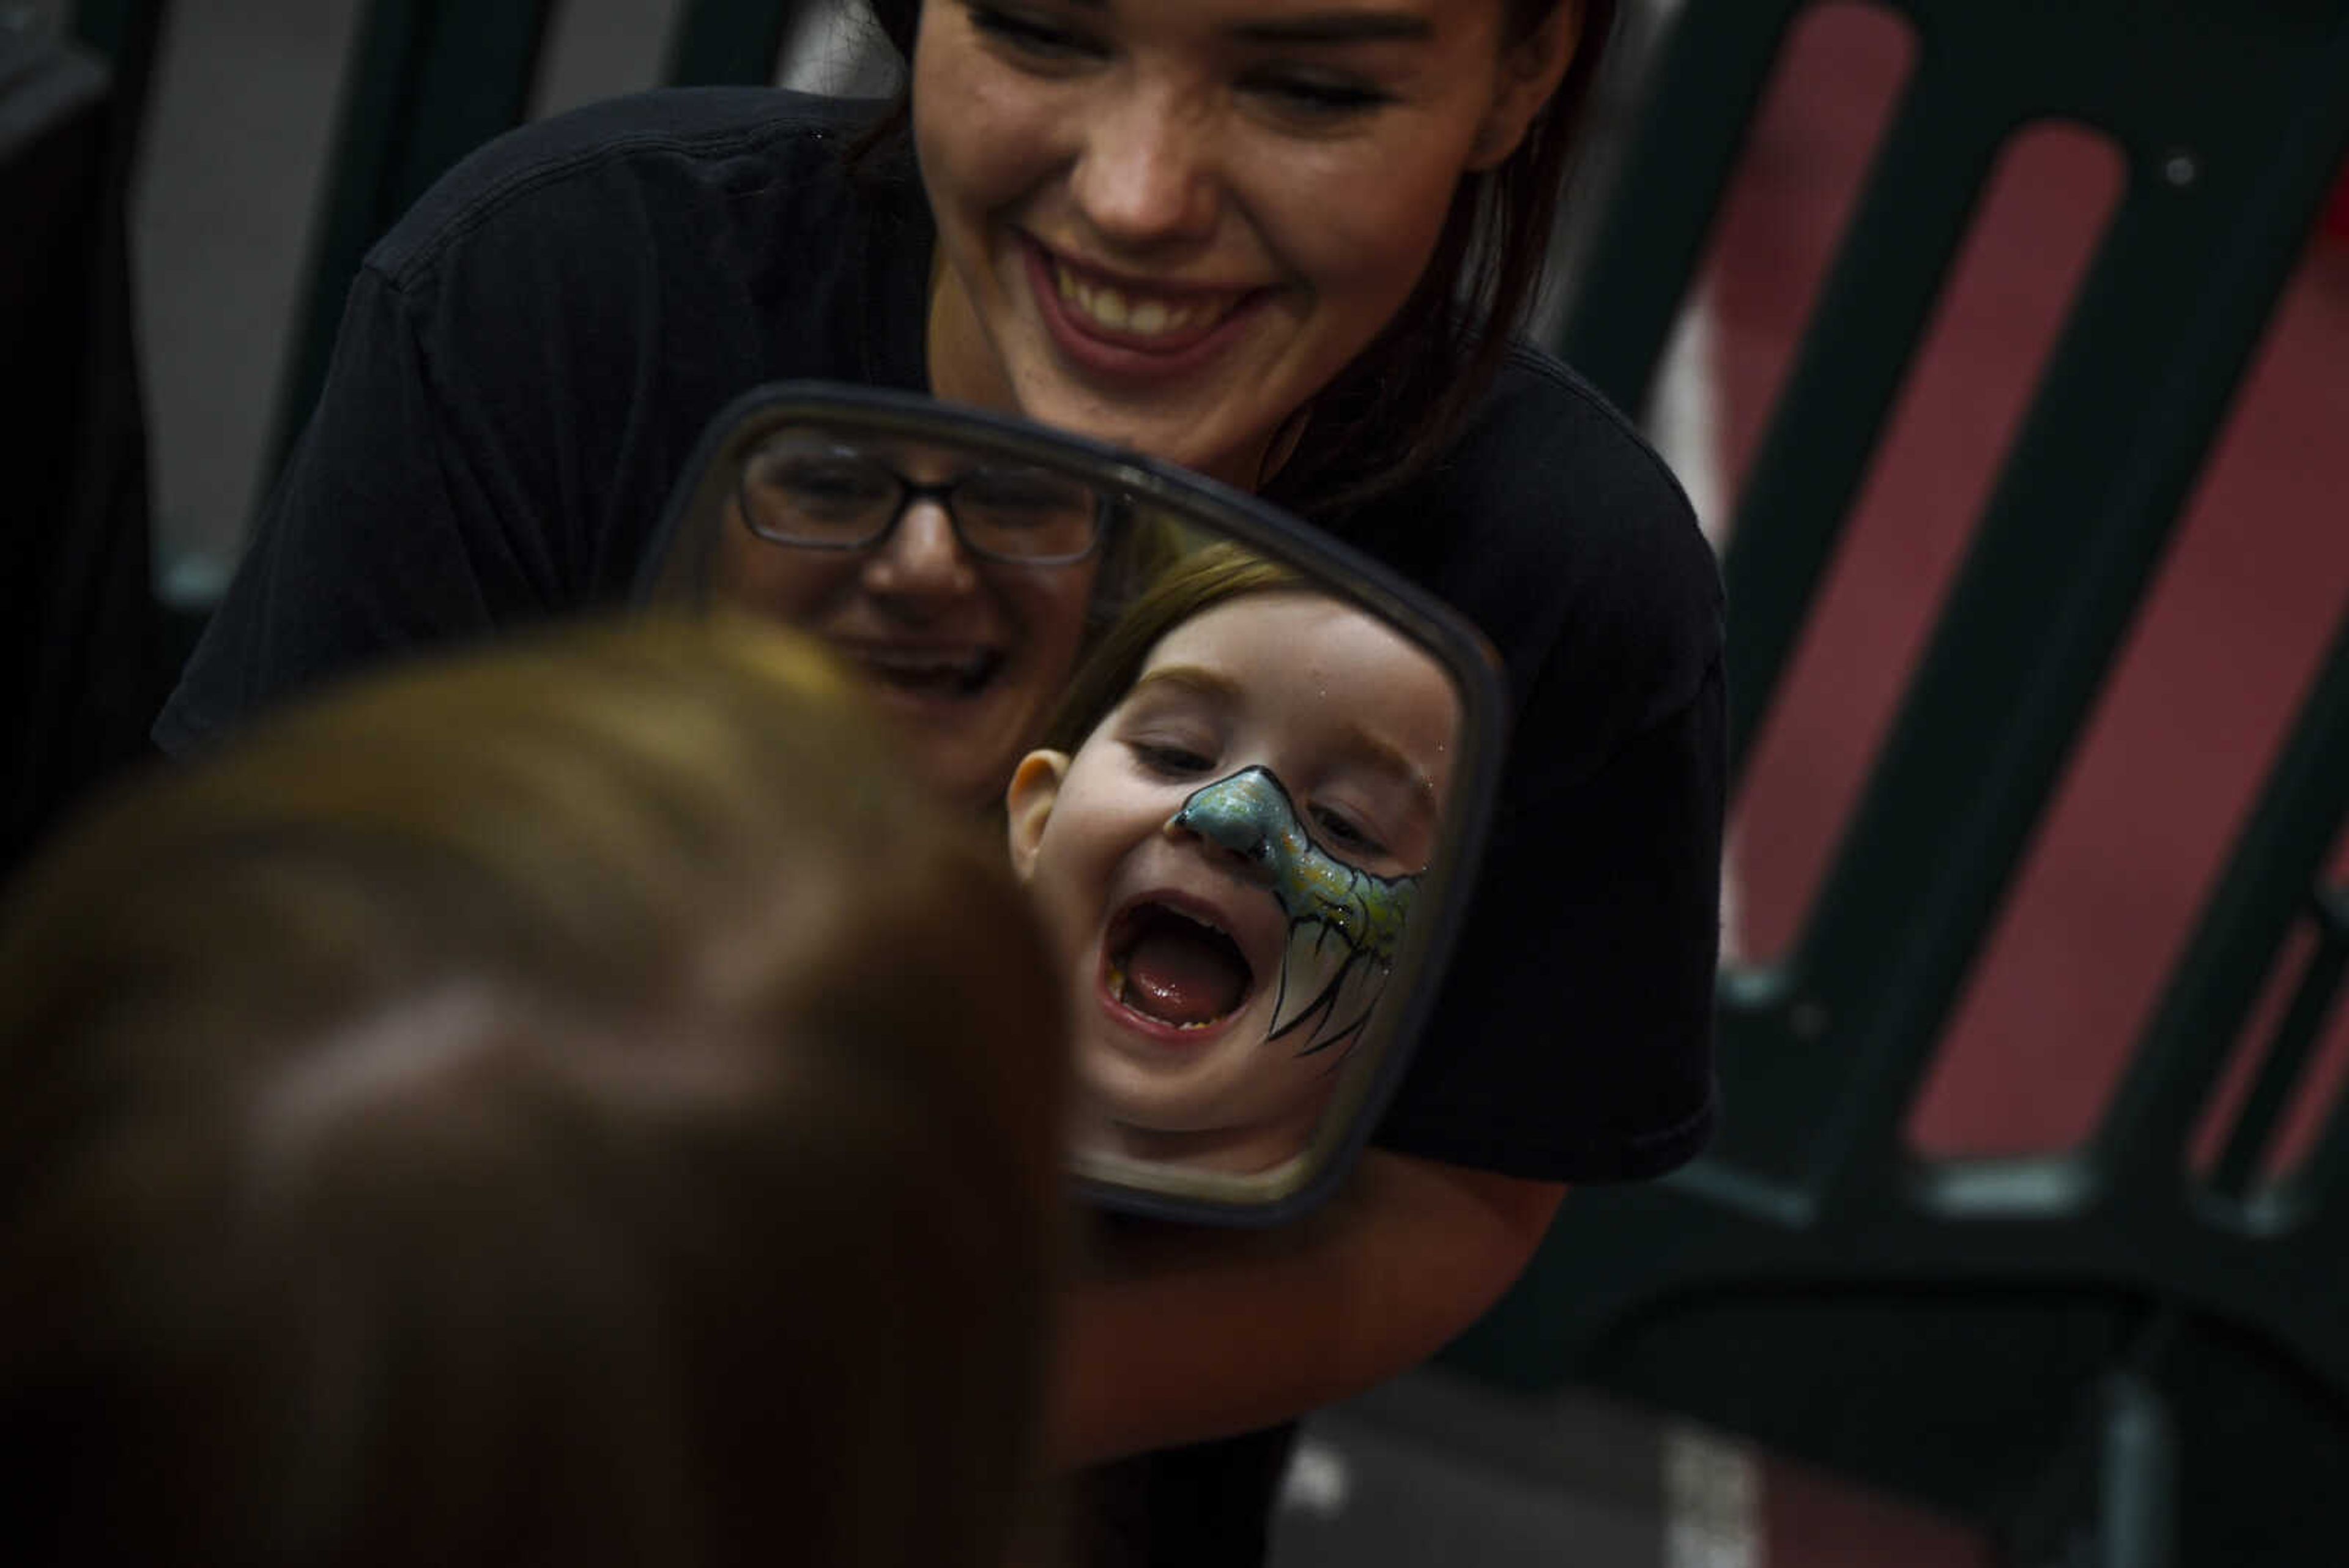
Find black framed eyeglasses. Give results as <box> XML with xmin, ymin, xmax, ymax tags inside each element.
<box><xmin>737</xmin><ymin>431</ymin><xmax>1108</xmax><ymax>566</ymax></box>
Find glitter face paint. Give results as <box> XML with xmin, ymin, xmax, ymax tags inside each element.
<box><xmin>1171</xmin><ymin>765</ymin><xmax>1419</xmax><ymax>1058</ymax></box>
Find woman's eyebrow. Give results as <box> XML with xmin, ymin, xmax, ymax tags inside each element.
<box><xmin>1066</xmin><ymin>1</ymin><xmax>1434</xmax><ymax>46</ymax></box>
<box><xmin>1228</xmin><ymin>13</ymin><xmax>1436</xmax><ymax>46</ymax></box>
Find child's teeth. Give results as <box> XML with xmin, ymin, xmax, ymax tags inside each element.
<box><xmin>1130</xmin><ymin>300</ymin><xmax>1169</xmax><ymax>333</ymax></box>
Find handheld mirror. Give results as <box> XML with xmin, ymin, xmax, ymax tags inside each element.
<box><xmin>637</xmin><ymin>384</ymin><xmax>1505</xmax><ymax>1225</ymax></box>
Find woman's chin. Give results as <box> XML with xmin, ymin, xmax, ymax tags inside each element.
<box><xmin>1004</xmin><ymin>371</ymin><xmax>1263</xmax><ymax>486</ymax></box>
<box><xmin>878</xmin><ymin>702</ymin><xmax>1030</xmax><ymax>808</ymax></box>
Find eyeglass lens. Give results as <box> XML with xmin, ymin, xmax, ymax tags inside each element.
<box><xmin>741</xmin><ymin>435</ymin><xmax>1099</xmax><ymax>563</ymax></box>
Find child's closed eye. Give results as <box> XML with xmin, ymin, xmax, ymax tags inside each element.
<box><xmin>1127</xmin><ymin>739</ymin><xmax>1218</xmax><ymax>778</ymax></box>
<box><xmin>1242</xmin><ymin>70</ymin><xmax>1400</xmax><ymax>125</ymax></box>
<box><xmin>1309</xmin><ymin>804</ymin><xmax>1389</xmax><ymax>860</ymax></box>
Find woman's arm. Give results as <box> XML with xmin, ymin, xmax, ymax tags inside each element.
<box><xmin>1049</xmin><ymin>1150</ymin><xmax>1564</xmax><ymax>1468</ymax></box>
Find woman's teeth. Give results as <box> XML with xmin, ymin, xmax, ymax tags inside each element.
<box><xmin>1055</xmin><ymin>263</ymin><xmax>1227</xmax><ymax>339</ymax></box>
<box><xmin>850</xmin><ymin>646</ymin><xmax>997</xmax><ymax>696</ymax></box>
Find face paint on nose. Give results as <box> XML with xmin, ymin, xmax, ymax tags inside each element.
<box><xmin>1171</xmin><ymin>767</ymin><xmax>1419</xmax><ymax>1060</ymax></box>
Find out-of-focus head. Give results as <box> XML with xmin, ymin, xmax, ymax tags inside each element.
<box><xmin>0</xmin><ymin>617</ymin><xmax>1067</xmax><ymax>1568</ymax></box>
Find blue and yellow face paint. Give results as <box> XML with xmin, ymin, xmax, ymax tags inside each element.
<box><xmin>1171</xmin><ymin>767</ymin><xmax>1419</xmax><ymax>1059</ymax></box>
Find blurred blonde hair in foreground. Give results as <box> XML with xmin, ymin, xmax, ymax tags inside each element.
<box><xmin>0</xmin><ymin>615</ymin><xmax>1068</xmax><ymax>1568</ymax></box>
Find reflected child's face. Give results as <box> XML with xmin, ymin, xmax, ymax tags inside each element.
<box><xmin>1008</xmin><ymin>591</ymin><xmax>1459</xmax><ymax>1173</ymax></box>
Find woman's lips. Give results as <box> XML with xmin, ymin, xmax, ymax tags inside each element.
<box><xmin>1025</xmin><ymin>239</ymin><xmax>1269</xmax><ymax>382</ymax></box>
<box><xmin>830</xmin><ymin>640</ymin><xmax>1003</xmax><ymax>701</ymax></box>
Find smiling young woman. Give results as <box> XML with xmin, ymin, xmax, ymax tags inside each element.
<box><xmin>889</xmin><ymin>0</ymin><xmax>1615</xmax><ymax>507</ymax></box>
<box><xmin>150</xmin><ymin>4</ymin><xmax>1721</xmax><ymax>1566</ymax></box>
<box><xmin>911</xmin><ymin>0</ymin><xmax>1568</xmax><ymax>488</ymax></box>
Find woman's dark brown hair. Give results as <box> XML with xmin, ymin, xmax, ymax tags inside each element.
<box><xmin>0</xmin><ymin>617</ymin><xmax>1068</xmax><ymax>1568</ymax></box>
<box><xmin>854</xmin><ymin>0</ymin><xmax>1619</xmax><ymax>517</ymax></box>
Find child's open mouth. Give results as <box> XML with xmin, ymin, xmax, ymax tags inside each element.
<box><xmin>1103</xmin><ymin>900</ymin><xmax>1257</xmax><ymax>1036</ymax></box>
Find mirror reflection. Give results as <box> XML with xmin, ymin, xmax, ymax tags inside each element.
<box><xmin>707</xmin><ymin>426</ymin><xmax>1175</xmax><ymax>809</ymax></box>
<box><xmin>640</xmin><ymin>388</ymin><xmax>1496</xmax><ymax>1217</ymax></box>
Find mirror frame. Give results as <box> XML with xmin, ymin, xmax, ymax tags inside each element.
<box><xmin>635</xmin><ymin>382</ymin><xmax>1509</xmax><ymax>1227</ymax></box>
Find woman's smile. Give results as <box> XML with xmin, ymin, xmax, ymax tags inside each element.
<box><xmin>1024</xmin><ymin>237</ymin><xmax>1277</xmax><ymax>385</ymax></box>
<box><xmin>826</xmin><ymin>636</ymin><xmax>1006</xmax><ymax>702</ymax></box>
<box><xmin>1034</xmin><ymin>240</ymin><xmax>1261</xmax><ymax>347</ymax></box>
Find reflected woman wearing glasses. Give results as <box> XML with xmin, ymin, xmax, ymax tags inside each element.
<box><xmin>711</xmin><ymin>430</ymin><xmax>1116</xmax><ymax>806</ymax></box>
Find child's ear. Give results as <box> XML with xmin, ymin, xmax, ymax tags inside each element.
<box><xmin>1006</xmin><ymin>751</ymin><xmax>1070</xmax><ymax>880</ymax></box>
<box><xmin>1467</xmin><ymin>2</ymin><xmax>1583</xmax><ymax>171</ymax></box>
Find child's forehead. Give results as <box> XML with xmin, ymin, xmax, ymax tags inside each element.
<box><xmin>1144</xmin><ymin>593</ymin><xmax>1439</xmax><ymax>695</ymax></box>
<box><xmin>1152</xmin><ymin>592</ymin><xmax>1358</xmax><ymax>662</ymax></box>
<box><xmin>1118</xmin><ymin>593</ymin><xmax>1461</xmax><ymax>794</ymax></box>
<box><xmin>1131</xmin><ymin>598</ymin><xmax>1332</xmax><ymax>706</ymax></box>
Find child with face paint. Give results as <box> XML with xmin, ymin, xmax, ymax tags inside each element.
<box><xmin>1008</xmin><ymin>547</ymin><xmax>1460</xmax><ymax>1176</ymax></box>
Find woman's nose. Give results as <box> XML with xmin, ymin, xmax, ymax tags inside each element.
<box><xmin>1069</xmin><ymin>85</ymin><xmax>1221</xmax><ymax>251</ymax></box>
<box><xmin>861</xmin><ymin>500</ymin><xmax>980</xmax><ymax>603</ymax></box>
